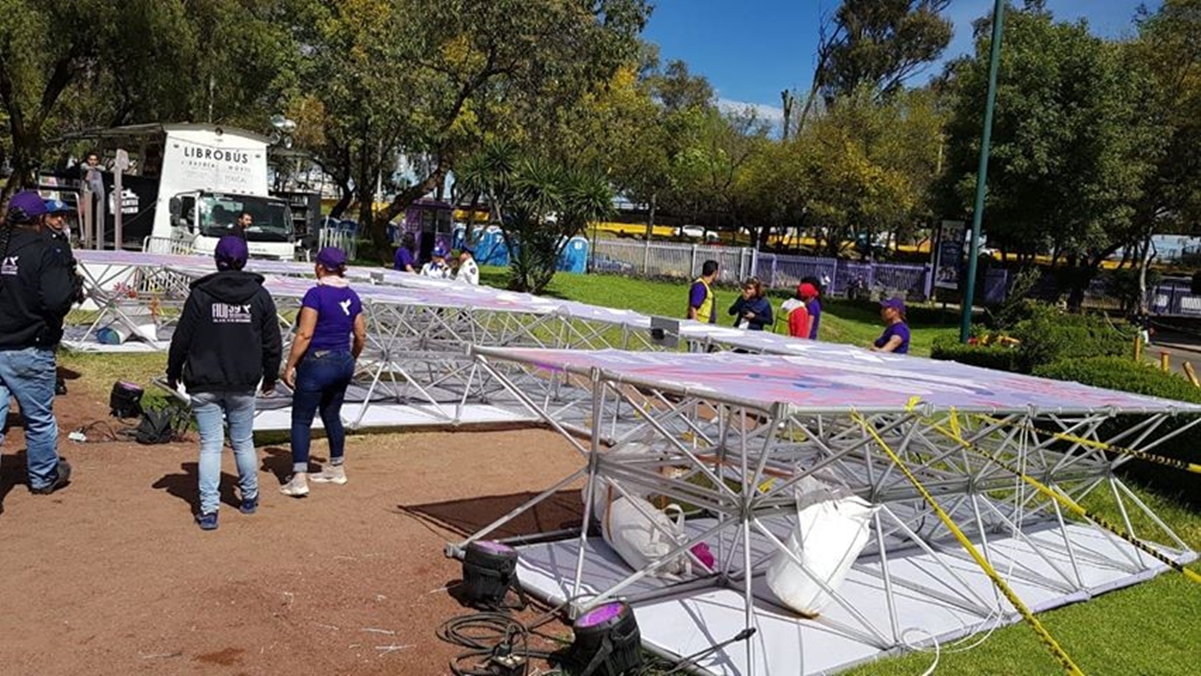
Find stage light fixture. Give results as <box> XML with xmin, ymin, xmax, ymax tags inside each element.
<box><xmin>570</xmin><ymin>601</ymin><xmax>643</xmax><ymax>676</ymax></box>
<box><xmin>460</xmin><ymin>540</ymin><xmax>525</xmax><ymax>609</ymax></box>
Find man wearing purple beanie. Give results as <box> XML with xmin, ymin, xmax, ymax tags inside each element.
<box><xmin>167</xmin><ymin>235</ymin><xmax>282</xmax><ymax>530</ymax></box>
<box><xmin>0</xmin><ymin>191</ymin><xmax>80</xmax><ymax>495</ymax></box>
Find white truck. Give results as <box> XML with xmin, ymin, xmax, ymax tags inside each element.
<box><xmin>63</xmin><ymin>123</ymin><xmax>297</xmax><ymax>260</ymax></box>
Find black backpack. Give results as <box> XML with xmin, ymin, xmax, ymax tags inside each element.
<box><xmin>133</xmin><ymin>405</ymin><xmax>188</xmax><ymax>445</ymax></box>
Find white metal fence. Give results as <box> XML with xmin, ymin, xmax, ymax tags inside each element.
<box><xmin>142</xmin><ymin>236</ymin><xmax>195</xmax><ymax>256</ymax></box>
<box><xmin>319</xmin><ymin>227</ymin><xmax>358</xmax><ymax>261</ymax></box>
<box><xmin>593</xmin><ymin>239</ymin><xmax>935</xmax><ymax>299</ymax></box>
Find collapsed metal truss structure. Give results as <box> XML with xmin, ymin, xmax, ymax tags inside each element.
<box><xmin>68</xmin><ymin>250</ymin><xmax>865</xmax><ymax>428</ymax></box>
<box><xmin>449</xmin><ymin>347</ymin><xmax>1199</xmax><ymax>674</ymax></box>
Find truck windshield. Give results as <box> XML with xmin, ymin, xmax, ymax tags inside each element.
<box><xmin>197</xmin><ymin>194</ymin><xmax>292</xmax><ymax>242</ymax></box>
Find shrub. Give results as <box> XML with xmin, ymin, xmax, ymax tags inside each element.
<box><xmin>1032</xmin><ymin>357</ymin><xmax>1201</xmax><ymax>404</ymax></box>
<box><xmin>931</xmin><ymin>304</ymin><xmax>1128</xmax><ymax>374</ymax></box>
<box><xmin>1010</xmin><ymin>305</ymin><xmax>1128</xmax><ymax>372</ymax></box>
<box><xmin>930</xmin><ymin>336</ymin><xmax>1020</xmax><ymax>372</ymax></box>
<box><xmin>1033</xmin><ymin>357</ymin><xmax>1201</xmax><ymax>504</ymax></box>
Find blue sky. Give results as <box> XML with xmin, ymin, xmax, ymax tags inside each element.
<box><xmin>643</xmin><ymin>0</ymin><xmax>1159</xmax><ymax>123</ymax></box>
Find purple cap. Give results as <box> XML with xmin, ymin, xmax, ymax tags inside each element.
<box><xmin>432</xmin><ymin>246</ymin><xmax>448</xmax><ymax>258</ymax></box>
<box><xmin>214</xmin><ymin>235</ymin><xmax>249</xmax><ymax>271</ymax></box>
<box><xmin>6</xmin><ymin>191</ymin><xmax>48</xmax><ymax>223</ymax></box>
<box><xmin>880</xmin><ymin>297</ymin><xmax>906</xmax><ymax>313</ymax></box>
<box><xmin>316</xmin><ymin>246</ymin><xmax>347</xmax><ymax>270</ymax></box>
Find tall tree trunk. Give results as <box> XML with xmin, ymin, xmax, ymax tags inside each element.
<box><xmin>355</xmin><ymin>141</ymin><xmax>377</xmax><ymax>255</ymax></box>
<box><xmin>1137</xmin><ymin>229</ymin><xmax>1154</xmax><ymax>314</ymax></box>
<box><xmin>2</xmin><ymin>129</ymin><xmax>41</xmax><ymax>202</ymax></box>
<box><xmin>329</xmin><ymin>180</ymin><xmax>353</xmax><ymax>219</ymax></box>
<box><xmin>644</xmin><ymin>192</ymin><xmax>656</xmax><ymax>241</ymax></box>
<box><xmin>464</xmin><ymin>192</ymin><xmax>480</xmax><ymax>245</ymax></box>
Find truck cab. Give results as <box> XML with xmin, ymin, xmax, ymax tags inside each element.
<box><xmin>169</xmin><ymin>191</ymin><xmax>295</xmax><ymax>259</ymax></box>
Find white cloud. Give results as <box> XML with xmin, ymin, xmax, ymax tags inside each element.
<box><xmin>716</xmin><ymin>97</ymin><xmax>785</xmax><ymax>124</ymax></box>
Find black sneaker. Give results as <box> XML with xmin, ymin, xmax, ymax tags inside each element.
<box><xmin>30</xmin><ymin>459</ymin><xmax>72</xmax><ymax>495</ymax></box>
<box><xmin>195</xmin><ymin>511</ymin><xmax>219</xmax><ymax>530</ymax></box>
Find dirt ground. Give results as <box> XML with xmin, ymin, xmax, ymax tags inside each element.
<box><xmin>0</xmin><ymin>381</ymin><xmax>586</xmax><ymax>675</ymax></box>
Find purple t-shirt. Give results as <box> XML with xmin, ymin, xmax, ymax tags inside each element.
<box><xmin>394</xmin><ymin>247</ymin><xmax>415</xmax><ymax>272</ymax></box>
<box><xmin>806</xmin><ymin>299</ymin><xmax>821</xmax><ymax>340</ymax></box>
<box><xmin>302</xmin><ymin>285</ymin><xmax>363</xmax><ymax>352</ymax></box>
<box><xmin>874</xmin><ymin>322</ymin><xmax>910</xmax><ymax>354</ymax></box>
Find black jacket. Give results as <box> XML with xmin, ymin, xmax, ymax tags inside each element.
<box><xmin>166</xmin><ymin>270</ymin><xmax>282</xmax><ymax>393</ymax></box>
<box><xmin>728</xmin><ymin>295</ymin><xmax>774</xmax><ymax>331</ymax></box>
<box><xmin>0</xmin><ymin>227</ymin><xmax>80</xmax><ymax>349</ymax></box>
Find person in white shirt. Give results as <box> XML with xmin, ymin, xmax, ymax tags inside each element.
<box><xmin>456</xmin><ymin>247</ymin><xmax>480</xmax><ymax>285</ymax></box>
<box><xmin>420</xmin><ymin>246</ymin><xmax>452</xmax><ymax>279</ymax></box>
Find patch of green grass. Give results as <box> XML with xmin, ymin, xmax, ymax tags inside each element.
<box><xmin>59</xmin><ymin>350</ymin><xmax>174</xmax><ymax>407</ymax></box>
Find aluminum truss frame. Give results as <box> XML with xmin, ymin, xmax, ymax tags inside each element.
<box><xmin>450</xmin><ymin>346</ymin><xmax>1198</xmax><ymax>674</ymax></box>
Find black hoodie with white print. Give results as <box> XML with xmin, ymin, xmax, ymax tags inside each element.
<box><xmin>166</xmin><ymin>270</ymin><xmax>282</xmax><ymax>393</ymax></box>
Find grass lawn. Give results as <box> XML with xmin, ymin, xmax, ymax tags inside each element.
<box><xmin>55</xmin><ymin>266</ymin><xmax>1198</xmax><ymax>675</ymax></box>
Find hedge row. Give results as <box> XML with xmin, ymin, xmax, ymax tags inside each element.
<box><xmin>1033</xmin><ymin>357</ymin><xmax>1201</xmax><ymax>504</ymax></box>
<box><xmin>931</xmin><ymin>307</ymin><xmax>1129</xmax><ymax>374</ymax></box>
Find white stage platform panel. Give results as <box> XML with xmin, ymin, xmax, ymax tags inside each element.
<box><xmin>513</xmin><ymin>518</ymin><xmax>1193</xmax><ymax>676</ymax></box>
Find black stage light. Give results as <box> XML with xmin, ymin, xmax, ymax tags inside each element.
<box><xmin>570</xmin><ymin>601</ymin><xmax>642</xmax><ymax>676</ymax></box>
<box><xmin>460</xmin><ymin>540</ymin><xmax>525</xmax><ymax>609</ymax></box>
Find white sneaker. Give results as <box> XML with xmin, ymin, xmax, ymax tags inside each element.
<box><xmin>310</xmin><ymin>465</ymin><xmax>347</xmax><ymax>485</ymax></box>
<box><xmin>279</xmin><ymin>473</ymin><xmax>309</xmax><ymax>497</ymax></box>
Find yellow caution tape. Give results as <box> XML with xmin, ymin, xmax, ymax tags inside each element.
<box><xmin>977</xmin><ymin>415</ymin><xmax>1201</xmax><ymax>476</ymax></box>
<box><xmin>929</xmin><ymin>419</ymin><xmax>1201</xmax><ymax>585</ymax></box>
<box><xmin>851</xmin><ymin>411</ymin><xmax>1086</xmax><ymax>676</ymax></box>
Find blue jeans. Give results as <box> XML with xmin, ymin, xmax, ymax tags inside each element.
<box><xmin>191</xmin><ymin>390</ymin><xmax>258</xmax><ymax>515</ymax></box>
<box><xmin>290</xmin><ymin>350</ymin><xmax>354</xmax><ymax>473</ymax></box>
<box><xmin>0</xmin><ymin>347</ymin><xmax>61</xmax><ymax>490</ymax></box>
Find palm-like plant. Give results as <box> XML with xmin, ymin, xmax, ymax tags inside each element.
<box><xmin>464</xmin><ymin>144</ymin><xmax>613</xmax><ymax>293</ymax></box>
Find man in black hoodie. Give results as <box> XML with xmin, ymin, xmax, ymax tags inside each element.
<box><xmin>167</xmin><ymin>236</ymin><xmax>281</xmax><ymax>530</ymax></box>
<box><xmin>0</xmin><ymin>191</ymin><xmax>80</xmax><ymax>495</ymax></box>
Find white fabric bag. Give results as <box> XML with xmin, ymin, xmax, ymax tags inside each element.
<box><xmin>602</xmin><ymin>495</ymin><xmax>691</xmax><ymax>578</ymax></box>
<box><xmin>765</xmin><ymin>478</ymin><xmax>878</xmax><ymax>616</ymax></box>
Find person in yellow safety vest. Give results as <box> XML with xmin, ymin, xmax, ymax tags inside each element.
<box><xmin>687</xmin><ymin>260</ymin><xmax>720</xmax><ymax>324</ymax></box>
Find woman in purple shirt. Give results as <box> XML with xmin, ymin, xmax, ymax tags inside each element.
<box><xmin>872</xmin><ymin>297</ymin><xmax>911</xmax><ymax>354</ymax></box>
<box><xmin>393</xmin><ymin>232</ymin><xmax>416</xmax><ymax>272</ymax></box>
<box><xmin>280</xmin><ymin>247</ymin><xmax>367</xmax><ymax>497</ymax></box>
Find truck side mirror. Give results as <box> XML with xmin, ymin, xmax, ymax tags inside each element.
<box><xmin>169</xmin><ymin>197</ymin><xmax>182</xmax><ymax>227</ymax></box>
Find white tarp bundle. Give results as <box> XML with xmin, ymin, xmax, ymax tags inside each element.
<box><xmin>766</xmin><ymin>477</ymin><xmax>879</xmax><ymax>616</ymax></box>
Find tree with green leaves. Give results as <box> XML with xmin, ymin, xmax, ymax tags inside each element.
<box><xmin>291</xmin><ymin>0</ymin><xmax>648</xmax><ymax>258</ymax></box>
<box><xmin>798</xmin><ymin>0</ymin><xmax>952</xmax><ymax>132</ymax></box>
<box><xmin>0</xmin><ymin>0</ymin><xmax>301</xmax><ymax>201</ymax></box>
<box><xmin>457</xmin><ymin>140</ymin><xmax>612</xmax><ymax>293</ymax></box>
<box><xmin>1128</xmin><ymin>0</ymin><xmax>1201</xmax><ymax>308</ymax></box>
<box><xmin>939</xmin><ymin>4</ymin><xmax>1161</xmax><ymax>306</ymax></box>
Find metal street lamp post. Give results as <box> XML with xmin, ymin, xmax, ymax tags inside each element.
<box><xmin>961</xmin><ymin>0</ymin><xmax>1006</xmax><ymax>343</ymax></box>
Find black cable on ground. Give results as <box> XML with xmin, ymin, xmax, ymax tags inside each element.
<box><xmin>436</xmin><ymin>596</ymin><xmax>757</xmax><ymax>676</ymax></box>
<box><xmin>437</xmin><ymin>611</ymin><xmax>561</xmax><ymax>676</ymax></box>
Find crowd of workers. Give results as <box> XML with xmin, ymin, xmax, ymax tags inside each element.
<box><xmin>392</xmin><ymin>231</ymin><xmax>480</xmax><ymax>285</ymax></box>
<box><xmin>687</xmin><ymin>258</ymin><xmax>910</xmax><ymax>354</ymax></box>
<box><xmin>0</xmin><ymin>192</ymin><xmax>909</xmax><ymax>531</ymax></box>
